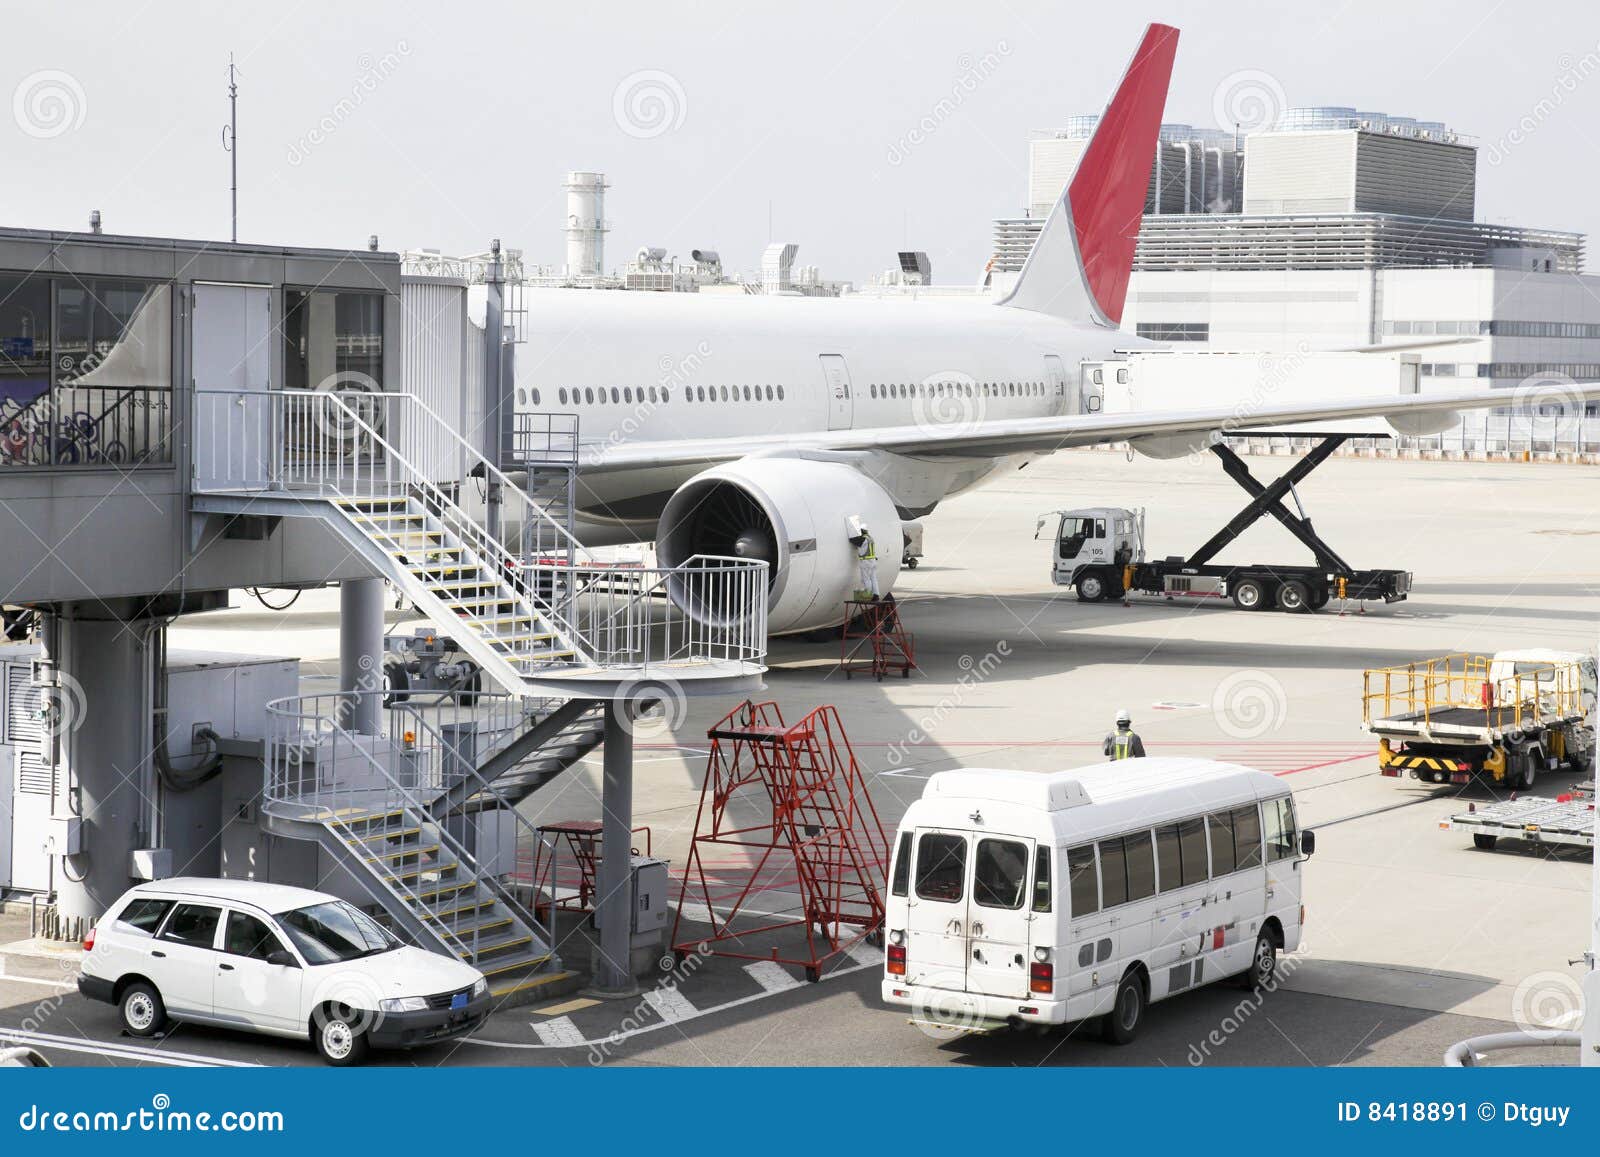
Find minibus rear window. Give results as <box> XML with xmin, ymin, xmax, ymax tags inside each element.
<box><xmin>1031</xmin><ymin>846</ymin><xmax>1052</xmax><ymax>912</ymax></box>
<box><xmin>974</xmin><ymin>839</ymin><xmax>1029</xmax><ymax>909</ymax></box>
<box><xmin>890</xmin><ymin>831</ymin><xmax>913</xmax><ymax>897</ymax></box>
<box><xmin>914</xmin><ymin>833</ymin><xmax>967</xmax><ymax>902</ymax></box>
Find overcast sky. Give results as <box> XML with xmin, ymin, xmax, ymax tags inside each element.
<box><xmin>5</xmin><ymin>1</ymin><xmax>1600</xmax><ymax>284</ymax></box>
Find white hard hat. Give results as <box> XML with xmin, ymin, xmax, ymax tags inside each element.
<box><xmin>1115</xmin><ymin>708</ymin><xmax>1131</xmax><ymax>724</ymax></box>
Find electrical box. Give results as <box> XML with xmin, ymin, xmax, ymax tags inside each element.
<box><xmin>43</xmin><ymin>815</ymin><xmax>82</xmax><ymax>857</ymax></box>
<box><xmin>631</xmin><ymin>855</ymin><xmax>670</xmax><ymax>937</ymax></box>
<box><xmin>129</xmin><ymin>847</ymin><xmax>173</xmax><ymax>880</ymax></box>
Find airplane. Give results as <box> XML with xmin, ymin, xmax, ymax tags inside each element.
<box><xmin>509</xmin><ymin>23</ymin><xmax>1600</xmax><ymax>635</ymax></box>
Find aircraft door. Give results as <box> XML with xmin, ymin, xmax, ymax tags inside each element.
<box><xmin>819</xmin><ymin>354</ymin><xmax>854</xmax><ymax>431</ymax></box>
<box><xmin>1044</xmin><ymin>354</ymin><xmax>1068</xmax><ymax>413</ymax></box>
<box><xmin>1078</xmin><ymin>362</ymin><xmax>1104</xmax><ymax>414</ymax></box>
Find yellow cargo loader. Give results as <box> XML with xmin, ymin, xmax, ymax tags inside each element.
<box><xmin>1362</xmin><ymin>651</ymin><xmax>1596</xmax><ymax>791</ymax></box>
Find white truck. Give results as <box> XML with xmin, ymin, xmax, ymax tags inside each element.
<box><xmin>1364</xmin><ymin>650</ymin><xmax>1597</xmax><ymax>790</ymax></box>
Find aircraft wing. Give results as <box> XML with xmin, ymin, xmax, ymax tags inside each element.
<box><xmin>580</xmin><ymin>383</ymin><xmax>1599</xmax><ymax>473</ymax></box>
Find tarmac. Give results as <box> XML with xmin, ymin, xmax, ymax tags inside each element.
<box><xmin>3</xmin><ymin>447</ymin><xmax>1596</xmax><ymax>1067</ymax></box>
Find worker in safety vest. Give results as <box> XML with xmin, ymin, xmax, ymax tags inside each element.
<box><xmin>1103</xmin><ymin>708</ymin><xmax>1146</xmax><ymax>760</ymax></box>
<box><xmin>854</xmin><ymin>527</ymin><xmax>880</xmax><ymax>598</ymax></box>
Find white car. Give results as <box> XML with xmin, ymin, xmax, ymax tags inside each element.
<box><xmin>78</xmin><ymin>878</ymin><xmax>490</xmax><ymax>1065</ymax></box>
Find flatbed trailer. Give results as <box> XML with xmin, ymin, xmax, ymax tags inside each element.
<box><xmin>1041</xmin><ymin>436</ymin><xmax>1411</xmax><ymax>613</ymax></box>
<box><xmin>1443</xmin><ymin>794</ymin><xmax>1596</xmax><ymax>852</ymax></box>
<box><xmin>1363</xmin><ymin>652</ymin><xmax>1596</xmax><ymax>790</ymax></box>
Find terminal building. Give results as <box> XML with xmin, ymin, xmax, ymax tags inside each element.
<box><xmin>994</xmin><ymin>108</ymin><xmax>1600</xmax><ymax>451</ymax></box>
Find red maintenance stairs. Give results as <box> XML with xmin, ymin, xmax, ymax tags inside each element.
<box><xmin>671</xmin><ymin>701</ymin><xmax>889</xmax><ymax>981</ymax></box>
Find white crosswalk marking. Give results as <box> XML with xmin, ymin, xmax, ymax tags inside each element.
<box><xmin>642</xmin><ymin>984</ymin><xmax>697</xmax><ymax>1023</ymax></box>
<box><xmin>743</xmin><ymin>960</ymin><xmax>803</xmax><ymax>994</ymax></box>
<box><xmin>530</xmin><ymin>1015</ymin><xmax>585</xmax><ymax>1046</ymax></box>
<box><xmin>845</xmin><ymin>941</ymin><xmax>885</xmax><ymax>967</ymax></box>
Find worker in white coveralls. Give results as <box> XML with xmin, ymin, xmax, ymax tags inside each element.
<box><xmin>854</xmin><ymin>526</ymin><xmax>880</xmax><ymax>598</ymax></box>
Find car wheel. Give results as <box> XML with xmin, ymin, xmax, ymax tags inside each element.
<box><xmin>1277</xmin><ymin>580</ymin><xmax>1312</xmax><ymax>613</ymax></box>
<box><xmin>1237</xmin><ymin>929</ymin><xmax>1278</xmax><ymax>990</ymax></box>
<box><xmin>120</xmin><ymin>981</ymin><xmax>168</xmax><ymax>1037</ymax></box>
<box><xmin>1076</xmin><ymin>571</ymin><xmax>1107</xmax><ymax>602</ymax></box>
<box><xmin>1231</xmin><ymin>577</ymin><xmax>1267</xmax><ymax>611</ymax></box>
<box><xmin>1100</xmin><ymin>971</ymin><xmax>1145</xmax><ymax>1045</ymax></box>
<box><xmin>313</xmin><ymin>1004</ymin><xmax>372</xmax><ymax>1066</ymax></box>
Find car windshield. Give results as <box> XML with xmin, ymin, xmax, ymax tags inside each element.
<box><xmin>277</xmin><ymin>900</ymin><xmax>399</xmax><ymax>965</ymax></box>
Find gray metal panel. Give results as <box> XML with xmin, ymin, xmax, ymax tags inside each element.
<box><xmin>0</xmin><ymin>744</ymin><xmax>12</xmax><ymax>889</ymax></box>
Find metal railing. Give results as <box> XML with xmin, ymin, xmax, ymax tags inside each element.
<box><xmin>520</xmin><ymin>554</ymin><xmax>769</xmax><ymax>671</ymax></box>
<box><xmin>1</xmin><ymin>383</ymin><xmax>171</xmax><ymax>468</ymax></box>
<box><xmin>509</xmin><ymin>412</ymin><xmax>579</xmax><ymax>465</ymax></box>
<box><xmin>264</xmin><ymin>690</ymin><xmax>554</xmax><ymax>961</ymax></box>
<box><xmin>1362</xmin><ymin>653</ymin><xmax>1584</xmax><ymax>730</ymax></box>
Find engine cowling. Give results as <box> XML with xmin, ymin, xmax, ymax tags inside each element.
<box><xmin>657</xmin><ymin>459</ymin><xmax>902</xmax><ymax>634</ymax></box>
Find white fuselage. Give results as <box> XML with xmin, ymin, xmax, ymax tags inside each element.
<box><xmin>511</xmin><ymin>288</ymin><xmax>1140</xmax><ymax>545</ymax></box>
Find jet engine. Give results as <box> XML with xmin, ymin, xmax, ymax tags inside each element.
<box><xmin>657</xmin><ymin>459</ymin><xmax>902</xmax><ymax>634</ymax></box>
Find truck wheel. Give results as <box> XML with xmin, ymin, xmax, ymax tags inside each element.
<box><xmin>1473</xmin><ymin>834</ymin><xmax>1498</xmax><ymax>851</ymax></box>
<box><xmin>1516</xmin><ymin>752</ymin><xmax>1538</xmax><ymax>792</ymax></box>
<box><xmin>382</xmin><ymin>657</ymin><xmax>410</xmax><ymax>707</ymax></box>
<box><xmin>1277</xmin><ymin>580</ymin><xmax>1312</xmax><ymax>613</ymax></box>
<box><xmin>1077</xmin><ymin>571</ymin><xmax>1108</xmax><ymax>602</ymax></box>
<box><xmin>1231</xmin><ymin>577</ymin><xmax>1268</xmax><ymax>611</ymax></box>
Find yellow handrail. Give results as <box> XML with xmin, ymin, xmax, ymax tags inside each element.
<box><xmin>1362</xmin><ymin>654</ymin><xmax>1581</xmax><ymax>731</ymax></box>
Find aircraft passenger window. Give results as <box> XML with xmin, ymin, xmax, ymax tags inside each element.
<box><xmin>720</xmin><ymin>386</ymin><xmax>729</xmax><ymax>402</ymax></box>
<box><xmin>974</xmin><ymin>838</ymin><xmax>1029</xmax><ymax>909</ymax></box>
<box><xmin>1233</xmin><ymin>805</ymin><xmax>1263</xmax><ymax>870</ymax></box>
<box><xmin>739</xmin><ymin>385</ymin><xmax>748</xmax><ymax>401</ymax></box>
<box><xmin>649</xmin><ymin>386</ymin><xmax>659</xmax><ymax>404</ymax></box>
<box><xmin>777</xmin><ymin>385</ymin><xmax>784</xmax><ymax>400</ymax></box>
<box><xmin>1124</xmin><ymin>831</ymin><xmax>1156</xmax><ymax>901</ymax></box>
<box><xmin>1067</xmin><ymin>844</ymin><xmax>1099</xmax><ymax>917</ymax></box>
<box><xmin>765</xmin><ymin>385</ymin><xmax>774</xmax><ymax>401</ymax></box>
<box><xmin>611</xmin><ymin>387</ymin><xmax>620</xmax><ymax>404</ymax></box>
<box><xmin>559</xmin><ymin>388</ymin><xmax>568</xmax><ymax>405</ymax></box>
<box><xmin>623</xmin><ymin>387</ymin><xmax>632</xmax><ymax>403</ymax></box>
<box><xmin>914</xmin><ymin>833</ymin><xmax>967</xmax><ymax>903</ymax></box>
<box><xmin>870</xmin><ymin>384</ymin><xmax>878</xmax><ymax>399</ymax></box>
<box><xmin>584</xmin><ymin>388</ymin><xmax>594</xmax><ymax>405</ymax></box>
<box><xmin>661</xmin><ymin>388</ymin><xmax>670</xmax><ymax>403</ymax></box>
<box><xmin>1208</xmin><ymin>812</ymin><xmax>1237</xmax><ymax>876</ymax></box>
<box><xmin>696</xmin><ymin>387</ymin><xmax>705</xmax><ymax>401</ymax></box>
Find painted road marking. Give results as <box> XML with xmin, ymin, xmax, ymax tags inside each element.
<box><xmin>845</xmin><ymin>941</ymin><xmax>885</xmax><ymax>968</ymax></box>
<box><xmin>530</xmin><ymin>1016</ymin><xmax>585</xmax><ymax>1046</ymax></box>
<box><xmin>642</xmin><ymin>985</ymin><xmax>697</xmax><ymax>1023</ymax></box>
<box><xmin>0</xmin><ymin>1028</ymin><xmax>262</xmax><ymax>1068</ymax></box>
<box><xmin>744</xmin><ymin>960</ymin><xmax>803</xmax><ymax>994</ymax></box>
<box><xmin>532</xmin><ymin>997</ymin><xmax>601</xmax><ymax>1017</ymax></box>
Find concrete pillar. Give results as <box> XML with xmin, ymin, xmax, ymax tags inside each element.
<box><xmin>52</xmin><ymin>613</ymin><xmax>152</xmax><ymax>923</ymax></box>
<box><xmin>593</xmin><ymin>699</ymin><xmax>635</xmax><ymax>993</ymax></box>
<box><xmin>339</xmin><ymin>577</ymin><xmax>385</xmax><ymax>735</ymax></box>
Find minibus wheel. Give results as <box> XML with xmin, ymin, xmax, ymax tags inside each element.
<box><xmin>1239</xmin><ymin>930</ymin><xmax>1278</xmax><ymax>991</ymax></box>
<box><xmin>1100</xmin><ymin>971</ymin><xmax>1145</xmax><ymax>1044</ymax></box>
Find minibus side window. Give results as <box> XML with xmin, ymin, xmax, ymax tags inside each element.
<box><xmin>914</xmin><ymin>833</ymin><xmax>967</xmax><ymax>902</ymax></box>
<box><xmin>890</xmin><ymin>831</ymin><xmax>913</xmax><ymax>897</ymax></box>
<box><xmin>1207</xmin><ymin>812</ymin><xmax>1238</xmax><ymax>876</ymax></box>
<box><xmin>1155</xmin><ymin>824</ymin><xmax>1182</xmax><ymax>893</ymax></box>
<box><xmin>974</xmin><ymin>839</ymin><xmax>1029</xmax><ymax>909</ymax></box>
<box><xmin>1233</xmin><ymin>805</ymin><xmax>1263</xmax><ymax>870</ymax></box>
<box><xmin>1264</xmin><ymin>797</ymin><xmax>1298</xmax><ymax>862</ymax></box>
<box><xmin>1178</xmin><ymin>817</ymin><xmax>1209</xmax><ymax>887</ymax></box>
<box><xmin>1098</xmin><ymin>837</ymin><xmax>1129</xmax><ymax>907</ymax></box>
<box><xmin>1067</xmin><ymin>844</ymin><xmax>1099</xmax><ymax>917</ymax></box>
<box><xmin>1124</xmin><ymin>831</ymin><xmax>1156</xmax><ymax>901</ymax></box>
<box><xmin>1031</xmin><ymin>846</ymin><xmax>1052</xmax><ymax>912</ymax></box>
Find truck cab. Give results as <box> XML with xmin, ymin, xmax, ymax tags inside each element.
<box><xmin>1036</xmin><ymin>507</ymin><xmax>1145</xmax><ymax>600</ymax></box>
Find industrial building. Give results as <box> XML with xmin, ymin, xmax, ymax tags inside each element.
<box><xmin>995</xmin><ymin>107</ymin><xmax>1600</xmax><ymax>453</ymax></box>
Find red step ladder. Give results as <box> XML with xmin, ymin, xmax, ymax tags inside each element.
<box><xmin>839</xmin><ymin>594</ymin><xmax>916</xmax><ymax>681</ymax></box>
<box><xmin>671</xmin><ymin>701</ymin><xmax>889</xmax><ymax>980</ymax></box>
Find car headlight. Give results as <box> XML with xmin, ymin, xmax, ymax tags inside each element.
<box><xmin>379</xmin><ymin>996</ymin><xmax>429</xmax><ymax>1013</ymax></box>
<box><xmin>472</xmin><ymin>978</ymin><xmax>487</xmax><ymax>998</ymax></box>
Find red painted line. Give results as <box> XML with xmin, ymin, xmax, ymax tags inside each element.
<box><xmin>1274</xmin><ymin>751</ymin><xmax>1373</xmax><ymax>777</ymax></box>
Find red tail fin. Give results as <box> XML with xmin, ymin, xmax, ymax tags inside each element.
<box><xmin>1000</xmin><ymin>24</ymin><xmax>1178</xmax><ymax>326</ymax></box>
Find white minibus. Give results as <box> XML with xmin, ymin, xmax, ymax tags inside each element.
<box><xmin>881</xmin><ymin>758</ymin><xmax>1314</xmax><ymax>1041</ymax></box>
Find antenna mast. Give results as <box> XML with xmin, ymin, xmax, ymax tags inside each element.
<box><xmin>223</xmin><ymin>54</ymin><xmax>238</xmax><ymax>242</ymax></box>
